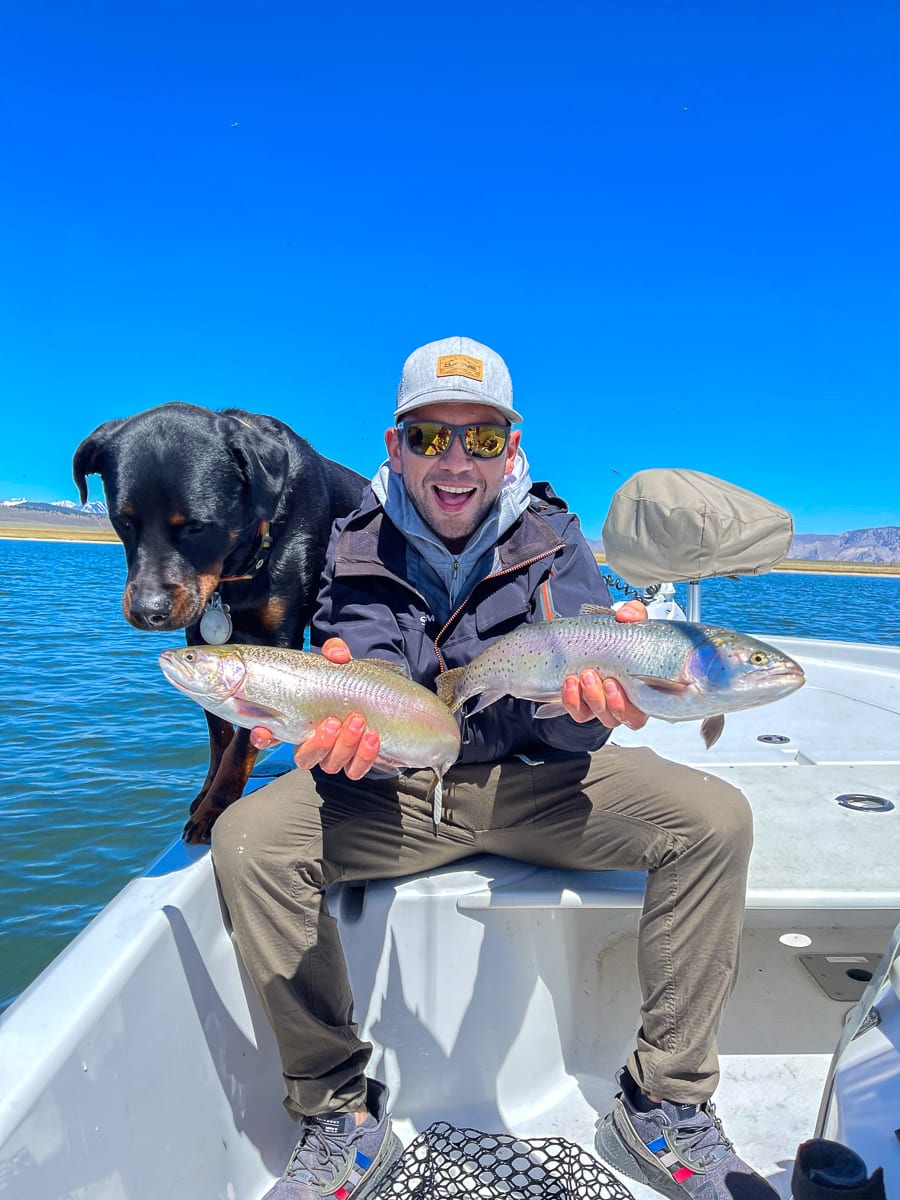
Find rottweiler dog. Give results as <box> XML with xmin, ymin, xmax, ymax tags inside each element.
<box><xmin>73</xmin><ymin>401</ymin><xmax>366</xmax><ymax>842</ymax></box>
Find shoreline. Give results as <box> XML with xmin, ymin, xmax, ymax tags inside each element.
<box><xmin>591</xmin><ymin>552</ymin><xmax>900</xmax><ymax>579</ymax></box>
<box><xmin>0</xmin><ymin>525</ymin><xmax>119</xmax><ymax>544</ymax></box>
<box><xmin>2</xmin><ymin>523</ymin><xmax>899</xmax><ymax>576</ymax></box>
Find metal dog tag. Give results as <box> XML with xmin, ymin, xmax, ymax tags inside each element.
<box><xmin>200</xmin><ymin>592</ymin><xmax>233</xmax><ymax>644</ymax></box>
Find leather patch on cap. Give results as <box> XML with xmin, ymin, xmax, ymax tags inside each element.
<box><xmin>436</xmin><ymin>354</ymin><xmax>484</xmax><ymax>381</ymax></box>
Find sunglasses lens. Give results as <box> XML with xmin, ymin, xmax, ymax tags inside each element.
<box><xmin>404</xmin><ymin>423</ymin><xmax>508</xmax><ymax>459</ymax></box>
<box><xmin>465</xmin><ymin>426</ymin><xmax>507</xmax><ymax>458</ymax></box>
<box><xmin>417</xmin><ymin>424</ymin><xmax>452</xmax><ymax>455</ymax></box>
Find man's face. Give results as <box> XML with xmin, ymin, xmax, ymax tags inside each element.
<box><xmin>385</xmin><ymin>403</ymin><xmax>521</xmax><ymax>554</ymax></box>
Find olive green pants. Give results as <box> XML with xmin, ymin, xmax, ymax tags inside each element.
<box><xmin>211</xmin><ymin>745</ymin><xmax>752</xmax><ymax>1117</ymax></box>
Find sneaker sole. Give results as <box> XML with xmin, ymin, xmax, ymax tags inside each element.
<box><xmin>595</xmin><ymin>1112</ymin><xmax>690</xmax><ymax>1200</ymax></box>
<box><xmin>354</xmin><ymin>1131</ymin><xmax>404</xmax><ymax>1200</ymax></box>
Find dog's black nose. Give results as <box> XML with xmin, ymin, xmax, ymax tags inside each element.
<box><xmin>129</xmin><ymin>594</ymin><xmax>174</xmax><ymax>629</ymax></box>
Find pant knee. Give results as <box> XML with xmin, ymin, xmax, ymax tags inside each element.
<box><xmin>673</xmin><ymin>773</ymin><xmax>754</xmax><ymax>864</ymax></box>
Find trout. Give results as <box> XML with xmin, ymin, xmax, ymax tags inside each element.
<box><xmin>159</xmin><ymin>644</ymin><xmax>461</xmax><ymax>825</ymax></box>
<box><xmin>435</xmin><ymin>606</ymin><xmax>805</xmax><ymax>747</ymax></box>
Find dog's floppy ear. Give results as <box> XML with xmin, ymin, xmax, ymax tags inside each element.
<box><xmin>73</xmin><ymin>419</ymin><xmax>125</xmax><ymax>504</ymax></box>
<box><xmin>229</xmin><ymin>424</ymin><xmax>289</xmax><ymax>520</ymax></box>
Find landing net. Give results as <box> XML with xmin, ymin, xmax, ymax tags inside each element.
<box><xmin>375</xmin><ymin>1121</ymin><xmax>635</xmax><ymax>1200</ymax></box>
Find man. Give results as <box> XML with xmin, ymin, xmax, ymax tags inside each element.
<box><xmin>211</xmin><ymin>336</ymin><xmax>776</xmax><ymax>1200</ymax></box>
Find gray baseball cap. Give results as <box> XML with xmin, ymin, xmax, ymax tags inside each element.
<box><xmin>394</xmin><ymin>336</ymin><xmax>523</xmax><ymax>423</ymax></box>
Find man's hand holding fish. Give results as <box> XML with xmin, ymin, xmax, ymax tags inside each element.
<box><xmin>248</xmin><ymin>637</ymin><xmax>384</xmax><ymax>781</ymax></box>
<box><xmin>560</xmin><ymin>598</ymin><xmax>651</xmax><ymax>730</ymax></box>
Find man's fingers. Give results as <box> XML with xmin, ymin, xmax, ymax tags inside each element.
<box><xmin>344</xmin><ymin>731</ymin><xmax>382</xmax><ymax>780</ymax></box>
<box><xmin>561</xmin><ymin>670</ymin><xmax>649</xmax><ymax>730</ymax></box>
<box><xmin>561</xmin><ymin>672</ymin><xmax>603</xmax><ymax>724</ymax></box>
<box><xmin>250</xmin><ymin>726</ymin><xmax>280</xmax><ymax>750</ymax></box>
<box><xmin>322</xmin><ymin>637</ymin><xmax>352</xmax><ymax>664</ymax></box>
<box><xmin>614</xmin><ymin>600</ymin><xmax>648</xmax><ymax>624</ymax></box>
<box><xmin>293</xmin><ymin>712</ymin><xmax>381</xmax><ymax>778</ymax></box>
<box><xmin>320</xmin><ymin>713</ymin><xmax>367</xmax><ymax>773</ymax></box>
<box><xmin>293</xmin><ymin>717</ymin><xmax>342</xmax><ymax>769</ymax></box>
<box><xmin>603</xmin><ymin>678</ymin><xmax>649</xmax><ymax>729</ymax></box>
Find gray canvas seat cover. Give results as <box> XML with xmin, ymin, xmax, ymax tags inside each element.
<box><xmin>601</xmin><ymin>468</ymin><xmax>793</xmax><ymax>586</ymax></box>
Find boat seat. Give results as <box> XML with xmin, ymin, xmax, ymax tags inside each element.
<box><xmin>332</xmin><ymin>846</ymin><xmax>900</xmax><ymax>926</ymax></box>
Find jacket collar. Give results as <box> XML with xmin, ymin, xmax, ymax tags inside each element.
<box><xmin>333</xmin><ymin>486</ymin><xmax>563</xmax><ymax>582</ymax></box>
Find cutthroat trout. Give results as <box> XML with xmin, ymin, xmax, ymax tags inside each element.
<box><xmin>159</xmin><ymin>644</ymin><xmax>461</xmax><ymax>824</ymax></box>
<box><xmin>435</xmin><ymin>606</ymin><xmax>805</xmax><ymax>747</ymax></box>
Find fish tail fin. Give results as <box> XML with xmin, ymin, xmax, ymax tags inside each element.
<box><xmin>426</xmin><ymin>771</ymin><xmax>444</xmax><ymax>832</ymax></box>
<box><xmin>701</xmin><ymin>714</ymin><xmax>725</xmax><ymax>748</ymax></box>
<box><xmin>435</xmin><ymin>666</ymin><xmax>467</xmax><ymax>713</ymax></box>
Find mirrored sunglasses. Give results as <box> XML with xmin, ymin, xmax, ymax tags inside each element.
<box><xmin>399</xmin><ymin>420</ymin><xmax>510</xmax><ymax>460</ymax></box>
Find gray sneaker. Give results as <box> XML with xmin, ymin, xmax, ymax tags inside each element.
<box><xmin>263</xmin><ymin>1078</ymin><xmax>403</xmax><ymax>1200</ymax></box>
<box><xmin>595</xmin><ymin>1069</ymin><xmax>778</xmax><ymax>1200</ymax></box>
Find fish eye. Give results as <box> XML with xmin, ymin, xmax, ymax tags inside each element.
<box><xmin>184</xmin><ymin>651</ymin><xmax>196</xmax><ymax>663</ymax></box>
<box><xmin>750</xmin><ymin>651</ymin><xmax>767</xmax><ymax>666</ymax></box>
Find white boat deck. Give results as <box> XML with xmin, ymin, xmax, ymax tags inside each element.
<box><xmin>0</xmin><ymin>635</ymin><xmax>897</xmax><ymax>1199</ymax></box>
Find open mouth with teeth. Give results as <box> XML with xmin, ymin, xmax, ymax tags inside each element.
<box><xmin>432</xmin><ymin>483</ymin><xmax>477</xmax><ymax>513</ymax></box>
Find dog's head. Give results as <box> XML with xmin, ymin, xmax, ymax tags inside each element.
<box><xmin>73</xmin><ymin>402</ymin><xmax>288</xmax><ymax>632</ymax></box>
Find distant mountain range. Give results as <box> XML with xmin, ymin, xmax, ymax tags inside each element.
<box><xmin>2</xmin><ymin>499</ymin><xmax>898</xmax><ymax>564</ymax></box>
<box><xmin>787</xmin><ymin>527</ymin><xmax>900</xmax><ymax>565</ymax></box>
<box><xmin>0</xmin><ymin>499</ymin><xmax>109</xmax><ymax>516</ymax></box>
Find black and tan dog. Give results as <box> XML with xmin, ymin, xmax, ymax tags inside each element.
<box><xmin>73</xmin><ymin>401</ymin><xmax>366</xmax><ymax>843</ymax></box>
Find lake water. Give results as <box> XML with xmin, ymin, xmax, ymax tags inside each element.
<box><xmin>2</xmin><ymin>538</ymin><xmax>899</xmax><ymax>1013</ymax></box>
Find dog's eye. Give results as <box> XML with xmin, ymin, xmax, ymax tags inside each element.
<box><xmin>183</xmin><ymin>521</ymin><xmax>208</xmax><ymax>536</ymax></box>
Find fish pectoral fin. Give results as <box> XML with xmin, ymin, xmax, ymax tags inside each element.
<box><xmin>578</xmin><ymin>603</ymin><xmax>616</xmax><ymax>617</ymax></box>
<box><xmin>631</xmin><ymin>674</ymin><xmax>692</xmax><ymax>694</ymax></box>
<box><xmin>533</xmin><ymin>701</ymin><xmax>569</xmax><ymax>719</ymax></box>
<box><xmin>464</xmin><ymin>689</ymin><xmax>506</xmax><ymax>718</ymax></box>
<box><xmin>232</xmin><ymin>699</ymin><xmax>286</xmax><ymax>727</ymax></box>
<box><xmin>701</xmin><ymin>714</ymin><xmax>725</xmax><ymax>748</ymax></box>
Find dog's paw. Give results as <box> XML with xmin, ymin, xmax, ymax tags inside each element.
<box><xmin>182</xmin><ymin>807</ymin><xmax>219</xmax><ymax>844</ymax></box>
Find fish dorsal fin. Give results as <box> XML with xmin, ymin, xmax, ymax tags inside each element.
<box><xmin>631</xmin><ymin>674</ymin><xmax>691</xmax><ymax>694</ymax></box>
<box><xmin>701</xmin><ymin>714</ymin><xmax>725</xmax><ymax>748</ymax></box>
<box><xmin>579</xmin><ymin>603</ymin><xmax>616</xmax><ymax>617</ymax></box>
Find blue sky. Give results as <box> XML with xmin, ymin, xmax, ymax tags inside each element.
<box><xmin>2</xmin><ymin>0</ymin><xmax>898</xmax><ymax>540</ymax></box>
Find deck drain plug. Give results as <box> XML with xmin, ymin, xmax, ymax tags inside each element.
<box><xmin>836</xmin><ymin>794</ymin><xmax>895</xmax><ymax>813</ymax></box>
<box><xmin>758</xmin><ymin>734</ymin><xmax>790</xmax><ymax>744</ymax></box>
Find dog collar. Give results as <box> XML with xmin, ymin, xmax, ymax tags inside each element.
<box><xmin>219</xmin><ymin>520</ymin><xmax>273</xmax><ymax>583</ymax></box>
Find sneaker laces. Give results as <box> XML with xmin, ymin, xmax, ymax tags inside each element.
<box><xmin>667</xmin><ymin>1101</ymin><xmax>735</xmax><ymax>1169</ymax></box>
<box><xmin>284</xmin><ymin>1115</ymin><xmax>359</xmax><ymax>1185</ymax></box>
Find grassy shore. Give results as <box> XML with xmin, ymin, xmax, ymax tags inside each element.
<box><xmin>0</xmin><ymin>517</ymin><xmax>118</xmax><ymax>543</ymax></box>
<box><xmin>2</xmin><ymin>519</ymin><xmax>898</xmax><ymax>575</ymax></box>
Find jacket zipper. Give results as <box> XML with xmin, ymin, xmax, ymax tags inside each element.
<box><xmin>432</xmin><ymin>543</ymin><xmax>565</xmax><ymax>674</ymax></box>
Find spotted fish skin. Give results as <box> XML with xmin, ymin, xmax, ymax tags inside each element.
<box><xmin>435</xmin><ymin>610</ymin><xmax>805</xmax><ymax>747</ymax></box>
<box><xmin>159</xmin><ymin>643</ymin><xmax>461</xmax><ymax>822</ymax></box>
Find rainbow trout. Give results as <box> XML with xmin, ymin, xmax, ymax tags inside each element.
<box><xmin>435</xmin><ymin>606</ymin><xmax>805</xmax><ymax>747</ymax></box>
<box><xmin>159</xmin><ymin>644</ymin><xmax>461</xmax><ymax>824</ymax></box>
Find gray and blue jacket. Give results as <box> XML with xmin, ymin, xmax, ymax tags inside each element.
<box><xmin>310</xmin><ymin>461</ymin><xmax>613</xmax><ymax>765</ymax></box>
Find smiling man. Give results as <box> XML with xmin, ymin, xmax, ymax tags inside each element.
<box><xmin>211</xmin><ymin>337</ymin><xmax>775</xmax><ymax>1200</ymax></box>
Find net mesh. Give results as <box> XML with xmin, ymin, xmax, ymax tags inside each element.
<box><xmin>375</xmin><ymin>1122</ymin><xmax>635</xmax><ymax>1200</ymax></box>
